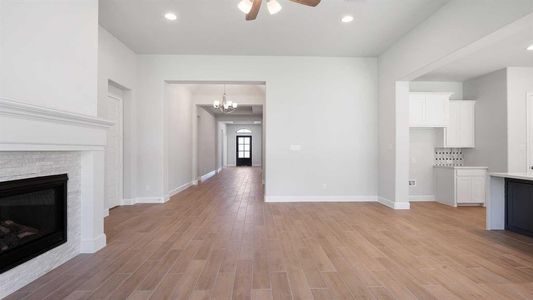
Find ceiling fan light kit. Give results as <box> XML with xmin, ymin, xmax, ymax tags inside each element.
<box><xmin>240</xmin><ymin>0</ymin><xmax>321</xmax><ymax>21</ymax></box>
<box><xmin>238</xmin><ymin>0</ymin><xmax>253</xmax><ymax>14</ymax></box>
<box><xmin>267</xmin><ymin>0</ymin><xmax>282</xmax><ymax>15</ymax></box>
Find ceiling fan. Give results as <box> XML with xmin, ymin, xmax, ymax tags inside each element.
<box><xmin>238</xmin><ymin>0</ymin><xmax>321</xmax><ymax>21</ymax></box>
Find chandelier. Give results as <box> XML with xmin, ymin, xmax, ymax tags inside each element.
<box><xmin>213</xmin><ymin>85</ymin><xmax>238</xmax><ymax>114</ymax></box>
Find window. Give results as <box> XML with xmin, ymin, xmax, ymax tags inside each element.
<box><xmin>238</xmin><ymin>137</ymin><xmax>251</xmax><ymax>158</ymax></box>
<box><xmin>236</xmin><ymin>128</ymin><xmax>252</xmax><ymax>134</ymax></box>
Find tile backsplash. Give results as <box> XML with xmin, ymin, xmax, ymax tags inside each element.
<box><xmin>434</xmin><ymin>148</ymin><xmax>463</xmax><ymax>167</ymax></box>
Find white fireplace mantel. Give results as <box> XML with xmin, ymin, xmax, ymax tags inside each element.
<box><xmin>0</xmin><ymin>97</ymin><xmax>113</xmax><ymax>151</ymax></box>
<box><xmin>0</xmin><ymin>97</ymin><xmax>113</xmax><ymax>253</ymax></box>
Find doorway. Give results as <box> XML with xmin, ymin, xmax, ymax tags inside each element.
<box><xmin>236</xmin><ymin>135</ymin><xmax>252</xmax><ymax>166</ymax></box>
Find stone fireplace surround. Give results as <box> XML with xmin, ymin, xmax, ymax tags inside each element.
<box><xmin>0</xmin><ymin>98</ymin><xmax>112</xmax><ymax>298</ymax></box>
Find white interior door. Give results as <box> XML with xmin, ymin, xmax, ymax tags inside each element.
<box><xmin>102</xmin><ymin>87</ymin><xmax>124</xmax><ymax>211</ymax></box>
<box><xmin>526</xmin><ymin>93</ymin><xmax>533</xmax><ymax>172</ymax></box>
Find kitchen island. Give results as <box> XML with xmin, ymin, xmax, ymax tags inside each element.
<box><xmin>488</xmin><ymin>173</ymin><xmax>533</xmax><ymax>237</ymax></box>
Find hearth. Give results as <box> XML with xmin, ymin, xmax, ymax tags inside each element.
<box><xmin>0</xmin><ymin>174</ymin><xmax>67</xmax><ymax>273</ymax></box>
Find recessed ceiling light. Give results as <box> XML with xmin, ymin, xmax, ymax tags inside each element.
<box><xmin>341</xmin><ymin>15</ymin><xmax>354</xmax><ymax>23</ymax></box>
<box><xmin>528</xmin><ymin>44</ymin><xmax>533</xmax><ymax>51</ymax></box>
<box><xmin>164</xmin><ymin>12</ymin><xmax>177</xmax><ymax>21</ymax></box>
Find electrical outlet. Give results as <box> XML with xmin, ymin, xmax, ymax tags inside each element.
<box><xmin>409</xmin><ymin>180</ymin><xmax>416</xmax><ymax>186</ymax></box>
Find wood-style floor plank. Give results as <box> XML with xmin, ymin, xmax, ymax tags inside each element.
<box><xmin>8</xmin><ymin>167</ymin><xmax>533</xmax><ymax>299</ymax></box>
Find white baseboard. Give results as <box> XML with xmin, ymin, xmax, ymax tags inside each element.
<box><xmin>409</xmin><ymin>195</ymin><xmax>436</xmax><ymax>202</ymax></box>
<box><xmin>134</xmin><ymin>197</ymin><xmax>166</xmax><ymax>203</ymax></box>
<box><xmin>122</xmin><ymin>198</ymin><xmax>135</xmax><ymax>205</ymax></box>
<box><xmin>122</xmin><ymin>196</ymin><xmax>165</xmax><ymax>205</ymax></box>
<box><xmin>80</xmin><ymin>233</ymin><xmax>106</xmax><ymax>253</ymax></box>
<box><xmin>378</xmin><ymin>196</ymin><xmax>411</xmax><ymax>210</ymax></box>
<box><xmin>252</xmin><ymin>164</ymin><xmax>262</xmax><ymax>167</ymax></box>
<box><xmin>200</xmin><ymin>170</ymin><xmax>216</xmax><ymax>182</ymax></box>
<box><xmin>217</xmin><ymin>167</ymin><xmax>222</xmax><ymax>173</ymax></box>
<box><xmin>226</xmin><ymin>164</ymin><xmax>236</xmax><ymax>167</ymax></box>
<box><xmin>123</xmin><ymin>181</ymin><xmax>195</xmax><ymax>205</ymax></box>
<box><xmin>264</xmin><ymin>195</ymin><xmax>378</xmax><ymax>203</ymax></box>
<box><xmin>166</xmin><ymin>181</ymin><xmax>194</xmax><ymax>201</ymax></box>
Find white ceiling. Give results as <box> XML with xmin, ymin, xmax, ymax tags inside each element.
<box><xmin>417</xmin><ymin>26</ymin><xmax>533</xmax><ymax>81</ymax></box>
<box><xmin>99</xmin><ymin>0</ymin><xmax>448</xmax><ymax>56</ymax></box>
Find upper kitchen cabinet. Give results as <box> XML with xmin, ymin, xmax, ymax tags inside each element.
<box><xmin>409</xmin><ymin>92</ymin><xmax>452</xmax><ymax>127</ymax></box>
<box><xmin>437</xmin><ymin>100</ymin><xmax>476</xmax><ymax>148</ymax></box>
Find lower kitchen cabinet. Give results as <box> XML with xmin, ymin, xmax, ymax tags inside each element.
<box><xmin>434</xmin><ymin>166</ymin><xmax>487</xmax><ymax>207</ymax></box>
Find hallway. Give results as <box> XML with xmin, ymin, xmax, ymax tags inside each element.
<box><xmin>8</xmin><ymin>167</ymin><xmax>533</xmax><ymax>299</ymax></box>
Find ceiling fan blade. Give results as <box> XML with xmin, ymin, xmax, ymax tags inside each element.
<box><xmin>288</xmin><ymin>0</ymin><xmax>321</xmax><ymax>7</ymax></box>
<box><xmin>246</xmin><ymin>0</ymin><xmax>262</xmax><ymax>21</ymax></box>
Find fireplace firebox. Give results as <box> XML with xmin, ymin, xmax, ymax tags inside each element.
<box><xmin>0</xmin><ymin>174</ymin><xmax>68</xmax><ymax>273</ymax></box>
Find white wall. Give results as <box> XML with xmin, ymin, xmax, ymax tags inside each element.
<box><xmin>507</xmin><ymin>67</ymin><xmax>533</xmax><ymax>172</ymax></box>
<box><xmin>197</xmin><ymin>107</ymin><xmax>217</xmax><ymax>177</ymax></box>
<box><xmin>409</xmin><ymin>128</ymin><xmax>437</xmax><ymax>198</ymax></box>
<box><xmin>136</xmin><ymin>56</ymin><xmax>378</xmax><ymax>200</ymax></box>
<box><xmin>98</xmin><ymin>26</ymin><xmax>137</xmax><ymax>113</ymax></box>
<box><xmin>0</xmin><ymin>0</ymin><xmax>98</xmax><ymax>115</ymax></box>
<box><xmin>165</xmin><ymin>84</ymin><xmax>193</xmax><ymax>194</ymax></box>
<box><xmin>463</xmin><ymin>69</ymin><xmax>508</xmax><ymax>173</ymax></box>
<box><xmin>98</xmin><ymin>26</ymin><xmax>138</xmax><ymax>201</ymax></box>
<box><xmin>410</xmin><ymin>81</ymin><xmax>464</xmax><ymax>99</ymax></box>
<box><xmin>409</xmin><ymin>81</ymin><xmax>463</xmax><ymax>198</ymax></box>
<box><xmin>378</xmin><ymin>0</ymin><xmax>533</xmax><ymax>208</ymax></box>
<box><xmin>226</xmin><ymin>124</ymin><xmax>262</xmax><ymax>167</ymax></box>
<box><xmin>216</xmin><ymin>122</ymin><xmax>227</xmax><ymax>171</ymax></box>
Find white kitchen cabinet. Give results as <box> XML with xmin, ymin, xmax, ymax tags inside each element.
<box><xmin>409</xmin><ymin>92</ymin><xmax>452</xmax><ymax>127</ymax></box>
<box><xmin>434</xmin><ymin>166</ymin><xmax>487</xmax><ymax>207</ymax></box>
<box><xmin>437</xmin><ymin>100</ymin><xmax>475</xmax><ymax>148</ymax></box>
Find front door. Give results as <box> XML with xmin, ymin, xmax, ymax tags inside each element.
<box><xmin>236</xmin><ymin>136</ymin><xmax>252</xmax><ymax>166</ymax></box>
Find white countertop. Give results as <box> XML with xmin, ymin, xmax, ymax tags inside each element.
<box><xmin>490</xmin><ymin>172</ymin><xmax>533</xmax><ymax>181</ymax></box>
<box><xmin>433</xmin><ymin>166</ymin><xmax>488</xmax><ymax>169</ymax></box>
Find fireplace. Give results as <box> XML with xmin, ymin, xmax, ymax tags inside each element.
<box><xmin>0</xmin><ymin>174</ymin><xmax>68</xmax><ymax>273</ymax></box>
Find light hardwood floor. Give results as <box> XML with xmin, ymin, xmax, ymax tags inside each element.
<box><xmin>7</xmin><ymin>167</ymin><xmax>533</xmax><ymax>299</ymax></box>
